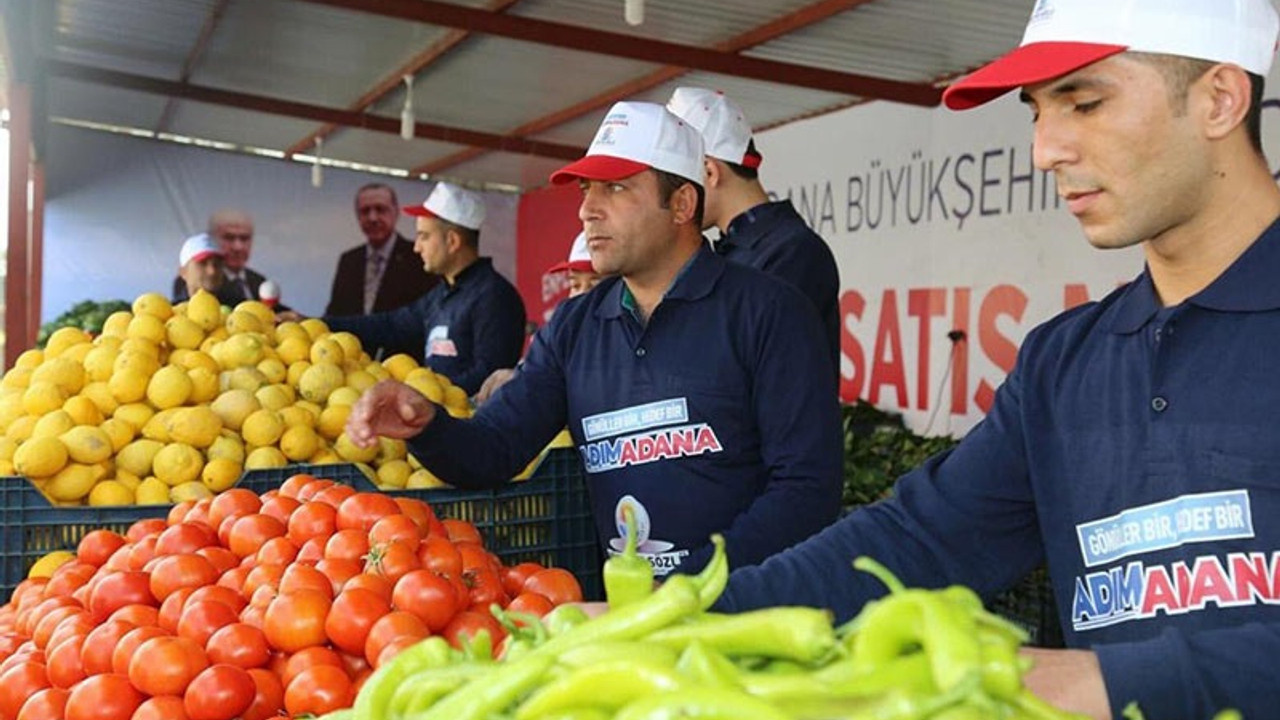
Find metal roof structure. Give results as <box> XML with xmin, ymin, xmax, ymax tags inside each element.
<box><xmin>3</xmin><ymin>0</ymin><xmax>1033</xmax><ymax>191</ymax></box>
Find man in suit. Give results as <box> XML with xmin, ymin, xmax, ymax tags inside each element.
<box><xmin>209</xmin><ymin>208</ymin><xmax>270</xmax><ymax>304</ymax></box>
<box><xmin>325</xmin><ymin>183</ymin><xmax>439</xmax><ymax>317</ymax></box>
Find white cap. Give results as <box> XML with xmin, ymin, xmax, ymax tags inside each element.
<box><xmin>259</xmin><ymin>279</ymin><xmax>280</xmax><ymax>302</ymax></box>
<box><xmin>944</xmin><ymin>0</ymin><xmax>1280</xmax><ymax>109</ymax></box>
<box><xmin>666</xmin><ymin>87</ymin><xmax>762</xmax><ymax>169</ymax></box>
<box><xmin>548</xmin><ymin>232</ymin><xmax>594</xmax><ymax>274</ymax></box>
<box><xmin>404</xmin><ymin>182</ymin><xmax>487</xmax><ymax>230</ymax></box>
<box><xmin>179</xmin><ymin>233</ymin><xmax>223</xmax><ymax>267</ymax></box>
<box><xmin>550</xmin><ymin>101</ymin><xmax>705</xmax><ymax>186</ymax></box>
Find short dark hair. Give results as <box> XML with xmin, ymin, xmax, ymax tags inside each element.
<box><xmin>439</xmin><ymin>219</ymin><xmax>480</xmax><ymax>250</ymax></box>
<box><xmin>1131</xmin><ymin>52</ymin><xmax>1265</xmax><ymax>156</ymax></box>
<box><xmin>356</xmin><ymin>182</ymin><xmax>399</xmax><ymax>207</ymax></box>
<box><xmin>721</xmin><ymin>139</ymin><xmax>761</xmax><ymax>181</ymax></box>
<box><xmin>652</xmin><ymin>169</ymin><xmax>705</xmax><ymax>228</ymax></box>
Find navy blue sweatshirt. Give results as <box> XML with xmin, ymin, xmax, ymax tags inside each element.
<box><xmin>408</xmin><ymin>246</ymin><xmax>844</xmax><ymax>577</ymax></box>
<box><xmin>719</xmin><ymin>217</ymin><xmax>1280</xmax><ymax>720</ymax></box>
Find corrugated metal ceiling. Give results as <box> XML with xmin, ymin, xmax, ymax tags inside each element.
<box><xmin>20</xmin><ymin>0</ymin><xmax>1038</xmax><ymax>191</ymax></box>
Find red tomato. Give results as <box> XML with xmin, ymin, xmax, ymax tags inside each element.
<box><xmin>253</xmin><ymin>536</ymin><xmax>298</xmax><ymax>566</ymax></box>
<box><xmin>278</xmin><ymin>564</ymin><xmax>332</xmax><ymax>598</ymax></box>
<box><xmin>362</xmin><ymin>610</ymin><xmax>428</xmax><ymax>666</ymax></box>
<box><xmin>295</xmin><ymin>479</ymin><xmax>334</xmax><ymax>502</ymax></box>
<box><xmin>126</xmin><ymin>536</ymin><xmax>159</xmax><ymax>571</ymax></box>
<box><xmin>131</xmin><ymin>696</ymin><xmax>188</xmax><ymax>720</ymax></box>
<box><xmin>335</xmin><ymin>493</ymin><xmax>401</xmax><ymax>532</ymax></box>
<box><xmin>41</xmin><ymin>610</ymin><xmax>92</xmax><ymax>653</ymax></box>
<box><xmin>41</xmin><ymin>563</ymin><xmax>95</xmax><ymax>599</ymax></box>
<box><xmin>368</xmin><ymin>514</ymin><xmax>422</xmax><ymax>548</ymax></box>
<box><xmin>158</xmin><ymin>588</ymin><xmax>197</xmax><ymax>634</ymax></box>
<box><xmin>127</xmin><ymin>518</ymin><xmax>167</xmax><ymax>543</ymax></box>
<box><xmin>393</xmin><ymin>497</ymin><xmax>445</xmax><ymax>537</ymax></box>
<box><xmin>241</xmin><ymin>563</ymin><xmax>286</xmax><ymax>598</ymax></box>
<box><xmin>184</xmin><ymin>500</ymin><xmax>213</xmax><ymax>528</ymax></box>
<box><xmin>506</xmin><ymin>591</ymin><xmax>555</xmax><ymax>620</ymax></box>
<box><xmin>315</xmin><ymin>558</ymin><xmax>363</xmax><ymax>595</ymax></box>
<box><xmin>65</xmin><ymin>672</ymin><xmax>144</xmax><ymax>720</ymax></box>
<box><xmin>207</xmin><ymin>489</ymin><xmax>262</xmax><ymax>532</ymax></box>
<box><xmin>106</xmin><ymin>604</ymin><xmax>159</xmax><ymax>629</ymax></box>
<box><xmin>227</xmin><ymin>515</ymin><xmax>287</xmax><ymax>560</ymax></box>
<box><xmin>392</xmin><ymin>569</ymin><xmax>458</xmax><ymax>632</ymax></box>
<box><xmin>215</xmin><ymin>565</ymin><xmax>251</xmax><ymax>594</ymax></box>
<box><xmin>183</xmin><ymin>664</ymin><xmax>256</xmax><ymax>720</ymax></box>
<box><xmin>128</xmin><ymin>635</ymin><xmax>209</xmax><ymax>696</ymax></box>
<box><xmin>16</xmin><ymin>687</ymin><xmax>69</xmax><ymax>720</ymax></box>
<box><xmin>80</xmin><ymin>619</ymin><xmax>137</xmax><ymax>676</ymax></box>
<box><xmin>168</xmin><ymin>501</ymin><xmax>196</xmax><ymax>526</ymax></box>
<box><xmin>176</xmin><ymin>599</ymin><xmax>240</xmax><ymax>647</ymax></box>
<box><xmin>465</xmin><ymin>567</ymin><xmax>508</xmax><ymax>611</ymax></box>
<box><xmin>323</xmin><ymin>529</ymin><xmax>369</xmax><ymax>564</ymax></box>
<box><xmin>364</xmin><ymin>541</ymin><xmax>420</xmax><ymax>584</ymax></box>
<box><xmin>417</xmin><ymin>535</ymin><xmax>463</xmax><ymax>577</ymax></box>
<box><xmin>343</xmin><ymin>572</ymin><xmax>394</xmax><ymax>602</ymax></box>
<box><xmin>149</xmin><ymin>554</ymin><xmax>219</xmax><ymax>602</ymax></box>
<box><xmin>185</xmin><ymin>585</ymin><xmax>246</xmax><ymax>614</ymax></box>
<box><xmin>241</xmin><ymin>668</ymin><xmax>284</xmax><ymax>720</ymax></box>
<box><xmin>372</xmin><ymin>635</ymin><xmax>419</xmax><ymax>669</ymax></box>
<box><xmin>295</xmin><ymin>537</ymin><xmax>326</xmax><ymax>564</ymax></box>
<box><xmin>32</xmin><ymin>606</ymin><xmax>84</xmax><ymax>649</ymax></box>
<box><xmin>501</xmin><ymin>562</ymin><xmax>546</xmax><ymax>597</ymax></box>
<box><xmin>311</xmin><ymin>483</ymin><xmax>356</xmax><ymax>509</ymax></box>
<box><xmin>45</xmin><ymin>633</ymin><xmax>87</xmax><ymax>689</ymax></box>
<box><xmin>0</xmin><ymin>660</ymin><xmax>51</xmax><ymax>719</ymax></box>
<box><xmin>262</xmin><ymin>590</ymin><xmax>331</xmax><ymax>653</ymax></box>
<box><xmin>257</xmin><ymin>495</ymin><xmax>301</xmax><ymax>524</ymax></box>
<box><xmin>284</xmin><ymin>664</ymin><xmax>353</xmax><ymax>717</ymax></box>
<box><xmin>325</xmin><ymin>588</ymin><xmax>391</xmax><ymax>656</ymax></box>
<box><xmin>278</xmin><ymin>473</ymin><xmax>318</xmax><ymax>499</ymax></box>
<box><xmin>442</xmin><ymin>519</ymin><xmax>484</xmax><ymax>545</ymax></box>
<box><xmin>155</xmin><ymin>523</ymin><xmax>217</xmax><ymax>557</ymax></box>
<box><xmin>442</xmin><ymin>610</ymin><xmax>505</xmax><ymax>656</ymax></box>
<box><xmin>279</xmin><ymin>645</ymin><xmax>344</xmax><ymax>690</ymax></box>
<box><xmin>111</xmin><ymin>626</ymin><xmax>168</xmax><ymax>676</ymax></box>
<box><xmin>523</xmin><ymin>568</ymin><xmax>583</xmax><ymax>606</ymax></box>
<box><xmin>194</xmin><ymin>546</ymin><xmax>239</xmax><ymax>575</ymax></box>
<box><xmin>77</xmin><ymin>530</ymin><xmax>127</xmax><ymax>568</ymax></box>
<box><xmin>205</xmin><ymin>622</ymin><xmax>270</xmax><ymax>669</ymax></box>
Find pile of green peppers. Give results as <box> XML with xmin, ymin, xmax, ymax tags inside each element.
<box><xmin>337</xmin><ymin>538</ymin><xmax>1091</xmax><ymax>720</ymax></box>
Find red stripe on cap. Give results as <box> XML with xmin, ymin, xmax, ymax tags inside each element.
<box><xmin>403</xmin><ymin>206</ymin><xmax>439</xmax><ymax>218</ymax></box>
<box><xmin>550</xmin><ymin>156</ymin><xmax>651</xmax><ymax>185</ymax></box>
<box><xmin>943</xmin><ymin>41</ymin><xmax>1127</xmax><ymax>110</ymax></box>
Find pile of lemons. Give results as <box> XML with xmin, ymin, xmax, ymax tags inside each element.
<box><xmin>0</xmin><ymin>290</ymin><xmax>473</xmax><ymax>506</ymax></box>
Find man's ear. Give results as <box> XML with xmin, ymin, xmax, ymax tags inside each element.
<box><xmin>1200</xmin><ymin>63</ymin><xmax>1252</xmax><ymax>142</ymax></box>
<box><xmin>669</xmin><ymin>183</ymin><xmax>699</xmax><ymax>226</ymax></box>
<box><xmin>704</xmin><ymin>158</ymin><xmax>721</xmax><ymax>189</ymax></box>
<box><xmin>444</xmin><ymin>227</ymin><xmax>464</xmax><ymax>253</ymax></box>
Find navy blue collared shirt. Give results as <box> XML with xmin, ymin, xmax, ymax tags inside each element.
<box><xmin>720</xmin><ymin>217</ymin><xmax>1280</xmax><ymax>719</ymax></box>
<box><xmin>409</xmin><ymin>246</ymin><xmax>843</xmax><ymax>577</ymax></box>
<box><xmin>720</xmin><ymin>200</ymin><xmax>841</xmax><ymax>375</ymax></box>
<box><xmin>326</xmin><ymin>257</ymin><xmax>526</xmax><ymax>395</ymax></box>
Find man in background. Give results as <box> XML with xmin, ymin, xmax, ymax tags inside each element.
<box><xmin>172</xmin><ymin>232</ymin><xmax>238</xmax><ymax>304</ymax></box>
<box><xmin>326</xmin><ymin>183</ymin><xmax>439</xmax><ymax>317</ymax></box>
<box><xmin>667</xmin><ymin>87</ymin><xmax>841</xmax><ymax>375</ymax></box>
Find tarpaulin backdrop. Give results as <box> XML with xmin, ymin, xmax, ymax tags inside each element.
<box><xmin>43</xmin><ymin>124</ymin><xmax>519</xmax><ymax>320</ymax></box>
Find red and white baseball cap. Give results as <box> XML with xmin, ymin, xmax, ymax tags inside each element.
<box><xmin>943</xmin><ymin>0</ymin><xmax>1280</xmax><ymax>110</ymax></box>
<box><xmin>404</xmin><ymin>182</ymin><xmax>487</xmax><ymax>230</ymax></box>
<box><xmin>179</xmin><ymin>233</ymin><xmax>223</xmax><ymax>267</ymax></box>
<box><xmin>666</xmin><ymin>87</ymin><xmax>762</xmax><ymax>169</ymax></box>
<box><xmin>547</xmin><ymin>232</ymin><xmax>594</xmax><ymax>274</ymax></box>
<box><xmin>550</xmin><ymin>101</ymin><xmax>705</xmax><ymax>186</ymax></box>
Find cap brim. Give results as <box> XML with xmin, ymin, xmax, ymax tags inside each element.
<box><xmin>186</xmin><ymin>251</ymin><xmax>221</xmax><ymax>264</ymax></box>
<box><xmin>403</xmin><ymin>206</ymin><xmax>439</xmax><ymax>218</ymax></box>
<box><xmin>547</xmin><ymin>259</ymin><xmax>596</xmax><ymax>274</ymax></box>
<box><xmin>942</xmin><ymin>42</ymin><xmax>1127</xmax><ymax>110</ymax></box>
<box><xmin>550</xmin><ymin>156</ymin><xmax>651</xmax><ymax>185</ymax></box>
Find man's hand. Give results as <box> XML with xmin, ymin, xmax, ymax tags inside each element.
<box><xmin>346</xmin><ymin>380</ymin><xmax>436</xmax><ymax>448</ymax></box>
<box><xmin>274</xmin><ymin>310</ymin><xmax>303</xmax><ymax>323</ymax></box>
<box><xmin>1021</xmin><ymin>648</ymin><xmax>1112</xmax><ymax>720</ymax></box>
<box><xmin>474</xmin><ymin>368</ymin><xmax>516</xmax><ymax>405</ymax></box>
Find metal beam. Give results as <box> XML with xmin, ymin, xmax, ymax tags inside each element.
<box><xmin>297</xmin><ymin>0</ymin><xmax>941</xmax><ymax>106</ymax></box>
<box><xmin>284</xmin><ymin>0</ymin><xmax>524</xmax><ymax>159</ymax></box>
<box><xmin>46</xmin><ymin>60</ymin><xmax>587</xmax><ymax>162</ymax></box>
<box><xmin>155</xmin><ymin>0</ymin><xmax>233</xmax><ymax>133</ymax></box>
<box><xmin>415</xmin><ymin>0</ymin><xmax>879</xmax><ymax>176</ymax></box>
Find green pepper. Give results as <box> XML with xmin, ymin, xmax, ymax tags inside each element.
<box><xmin>542</xmin><ymin>604</ymin><xmax>591</xmax><ymax>636</ymax></box>
<box><xmin>976</xmin><ymin>627</ymin><xmax>1021</xmax><ymax>701</ymax></box>
<box><xmin>674</xmin><ymin>641</ymin><xmax>741</xmax><ymax>688</ymax></box>
<box><xmin>605</xmin><ymin>505</ymin><xmax>654</xmax><ymax>608</ymax></box>
<box><xmin>388</xmin><ymin>663</ymin><xmax>490</xmax><ymax>717</ymax></box>
<box><xmin>558</xmin><ymin>641</ymin><xmax>679</xmax><ymax>669</ymax></box>
<box><xmin>812</xmin><ymin>652</ymin><xmax>936</xmax><ymax>697</ymax></box>
<box><xmin>352</xmin><ymin>635</ymin><xmax>452</xmax><ymax>720</ymax></box>
<box><xmin>918</xmin><ymin>593</ymin><xmax>981</xmax><ymax>692</ymax></box>
<box><xmin>515</xmin><ymin>660</ymin><xmax>684</xmax><ymax>719</ymax></box>
<box><xmin>1014</xmin><ymin>689</ymin><xmax>1092</xmax><ymax>720</ymax></box>
<box><xmin>415</xmin><ymin>652</ymin><xmax>555</xmax><ymax>720</ymax></box>
<box><xmin>694</xmin><ymin>534</ymin><xmax>729</xmax><ymax>610</ymax></box>
<box><xmin>848</xmin><ymin>595</ymin><xmax>924</xmax><ymax>668</ymax></box>
<box><xmin>533</xmin><ymin>574</ymin><xmax>703</xmax><ymax>658</ymax></box>
<box><xmin>792</xmin><ymin>671</ymin><xmax>979</xmax><ymax>720</ymax></box>
<box><xmin>647</xmin><ymin>606</ymin><xmax>835</xmax><ymax>663</ymax></box>
<box><xmin>612</xmin><ymin>687</ymin><xmax>794</xmax><ymax>720</ymax></box>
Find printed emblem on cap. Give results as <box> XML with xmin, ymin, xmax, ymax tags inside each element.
<box><xmin>598</xmin><ymin>126</ymin><xmax>617</xmax><ymax>146</ymax></box>
<box><xmin>1030</xmin><ymin>0</ymin><xmax>1054</xmax><ymax>22</ymax></box>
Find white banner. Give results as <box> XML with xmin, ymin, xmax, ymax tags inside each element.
<box><xmin>756</xmin><ymin>71</ymin><xmax>1280</xmax><ymax>437</ymax></box>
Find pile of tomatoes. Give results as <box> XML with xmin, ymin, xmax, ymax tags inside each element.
<box><xmin>0</xmin><ymin>473</ymin><xmax>585</xmax><ymax>720</ymax></box>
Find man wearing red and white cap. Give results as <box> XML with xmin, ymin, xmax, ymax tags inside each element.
<box><xmin>717</xmin><ymin>1</ymin><xmax>1280</xmax><ymax>718</ymax></box>
<box><xmin>326</xmin><ymin>181</ymin><xmax>526</xmax><ymax>395</ymax></box>
<box><xmin>348</xmin><ymin>101</ymin><xmax>843</xmax><ymax>580</ymax></box>
<box><xmin>667</xmin><ymin>87</ymin><xmax>841</xmax><ymax>376</ymax></box>
<box><xmin>172</xmin><ymin>232</ymin><xmax>239</xmax><ymax>305</ymax></box>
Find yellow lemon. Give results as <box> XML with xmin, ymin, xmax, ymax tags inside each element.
<box><xmin>80</xmin><ymin>382</ymin><xmax>120</xmax><ymax>416</ymax></box>
<box><xmin>382</xmin><ymin>353</ymin><xmax>418</xmax><ymax>381</ymax></box>
<box><xmin>187</xmin><ymin>367</ymin><xmax>220</xmax><ymax>404</ymax></box>
<box><xmin>344</xmin><ymin>369</ymin><xmax>377</xmax><ymax>393</ymax></box>
<box><xmin>255</xmin><ymin>384</ymin><xmax>292</xmax><ymax>411</ymax></box>
<box><xmin>210</xmin><ymin>389</ymin><xmax>260</xmax><ymax>431</ymax></box>
<box><xmin>14</xmin><ymin>348</ymin><xmax>44</xmax><ymax>370</ymax></box>
<box><xmin>165</xmin><ymin>405</ymin><xmax>223</xmax><ymax>448</ymax></box>
<box><xmin>113</xmin><ymin>402</ymin><xmax>155</xmax><ymax>432</ymax></box>
<box><xmin>108</xmin><ymin>367</ymin><xmax>151</xmax><ymax>404</ymax></box>
<box><xmin>169</xmin><ymin>481</ymin><xmax>213</xmax><ymax>503</ymax></box>
<box><xmin>405</xmin><ymin>373</ymin><xmax>444</xmax><ymax>405</ymax></box>
<box><xmin>114</xmin><ymin>349</ymin><xmax>160</xmax><ymax>379</ymax></box>
<box><xmin>0</xmin><ymin>392</ymin><xmax>23</xmax><ymax>432</ymax></box>
<box><xmin>88</xmin><ymin>480</ymin><xmax>134</xmax><ymax>506</ymax></box>
<box><xmin>215</xmin><ymin>333</ymin><xmax>266</xmax><ymax>369</ymax></box>
<box><xmin>329</xmin><ymin>332</ymin><xmax>363</xmax><ymax>363</ymax></box>
<box><xmin>83</xmin><ymin>346</ymin><xmax>120</xmax><ymax>383</ymax></box>
<box><xmin>241</xmin><ymin>408</ymin><xmax>285</xmax><ymax>447</ymax></box>
<box><xmin>201</xmin><ymin>457</ymin><xmax>242</xmax><ymax>493</ymax></box>
<box><xmin>63</xmin><ymin>396</ymin><xmax>104</xmax><ymax>426</ymax></box>
<box><xmin>279</xmin><ymin>424</ymin><xmax>319</xmax><ymax>462</ymax></box>
<box><xmin>365</xmin><ymin>363</ymin><xmax>391</xmax><ymax>382</ymax></box>
<box><xmin>165</xmin><ymin>314</ymin><xmax>206</xmax><ymax>350</ymax></box>
<box><xmin>279</xmin><ymin>405</ymin><xmax>315</xmax><ymax>430</ymax></box>
<box><xmin>44</xmin><ymin>327</ymin><xmax>92</xmax><ymax>358</ymax></box>
<box><xmin>44</xmin><ymin>462</ymin><xmax>98</xmax><ymax>501</ymax></box>
<box><xmin>1</xmin><ymin>366</ymin><xmax>33</xmax><ymax>391</ymax></box>
<box><xmin>300</xmin><ymin>318</ymin><xmax>330</xmax><ymax>340</ymax></box>
<box><xmin>14</xmin><ymin>436</ymin><xmax>69</xmax><ymax>477</ymax></box>
<box><xmin>286</xmin><ymin>360</ymin><xmax>312</xmax><ymax>388</ymax></box>
<box><xmin>257</xmin><ymin>357</ymin><xmax>287</xmax><ymax>385</ymax></box>
<box><xmin>135</xmin><ymin>476</ymin><xmax>170</xmax><ymax>504</ymax></box>
<box><xmin>60</xmin><ymin>342</ymin><xmax>94</xmax><ymax>366</ymax></box>
<box><xmin>32</xmin><ymin>410</ymin><xmax>76</xmax><ymax>439</ymax></box>
<box><xmin>60</xmin><ymin>425</ymin><xmax>115</xmax><ymax>464</ymax></box>
<box><xmin>207</xmin><ymin>433</ymin><xmax>246</xmax><ymax>464</ymax></box>
<box><xmin>244</xmin><ymin>446</ymin><xmax>287</xmax><ymax>470</ymax></box>
<box><xmin>309</xmin><ymin>337</ymin><xmax>344</xmax><ymax>366</ymax></box>
<box><xmin>326</xmin><ymin>387</ymin><xmax>361</xmax><ymax>408</ymax></box>
<box><xmin>0</xmin><ymin>437</ymin><xmax>16</xmax><ymax>461</ymax></box>
<box><xmin>316</xmin><ymin>404</ymin><xmax>351</xmax><ymax>441</ymax></box>
<box><xmin>146</xmin><ymin>365</ymin><xmax>193</xmax><ymax>409</ymax></box>
<box><xmin>116</xmin><ymin>438</ymin><xmax>163</xmax><ymax>477</ymax></box>
<box><xmin>6</xmin><ymin>416</ymin><xmax>39</xmax><ymax>443</ymax></box>
<box><xmin>126</xmin><ymin>313</ymin><xmax>167</xmax><ymax>344</ymax></box>
<box><xmin>234</xmin><ymin>300</ymin><xmax>276</xmax><ymax>327</ymax></box>
<box><xmin>153</xmin><ymin>442</ymin><xmax>204</xmax><ymax>486</ymax></box>
<box><xmin>175</xmin><ymin>349</ymin><xmax>220</xmax><ymax>374</ymax></box>
<box><xmin>114</xmin><ymin>469</ymin><xmax>142</xmax><ymax>491</ymax></box>
<box><xmin>100</xmin><ymin>418</ymin><xmax>136</xmax><ymax>452</ymax></box>
<box><xmin>32</xmin><ymin>357</ymin><xmax>87</xmax><ymax>395</ymax></box>
<box><xmin>23</xmin><ymin>381</ymin><xmax>68</xmax><ymax>416</ymax></box>
<box><xmin>406</xmin><ymin>467</ymin><xmax>448</xmax><ymax>490</ymax></box>
<box><xmin>28</xmin><ymin>550</ymin><xmax>76</xmax><ymax>579</ymax></box>
<box><xmin>101</xmin><ymin>310</ymin><xmax>134</xmax><ymax>338</ymax></box>
<box><xmin>141</xmin><ymin>409</ymin><xmax>178</xmax><ymax>442</ymax></box>
<box><xmin>274</xmin><ymin>336</ymin><xmax>310</xmax><ymax>367</ymax></box>
<box><xmin>298</xmin><ymin>363</ymin><xmax>345</xmax><ymax>404</ymax></box>
<box><xmin>376</xmin><ymin>459</ymin><xmax>412</xmax><ymax>490</ymax></box>
<box><xmin>334</xmin><ymin>432</ymin><xmax>378</xmax><ymax>464</ymax></box>
<box><xmin>225</xmin><ymin>310</ymin><xmax>265</xmax><ymax>335</ymax></box>
<box><xmin>186</xmin><ymin>289</ymin><xmax>223</xmax><ymax>331</ymax></box>
<box><xmin>132</xmin><ymin>292</ymin><xmax>174</xmax><ymax>320</ymax></box>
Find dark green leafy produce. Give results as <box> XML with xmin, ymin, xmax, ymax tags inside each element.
<box><xmin>36</xmin><ymin>299</ymin><xmax>131</xmax><ymax>347</ymax></box>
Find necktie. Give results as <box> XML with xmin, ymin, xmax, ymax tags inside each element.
<box><xmin>231</xmin><ymin>274</ymin><xmax>251</xmax><ymax>301</ymax></box>
<box><xmin>364</xmin><ymin>250</ymin><xmax>385</xmax><ymax>314</ymax></box>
